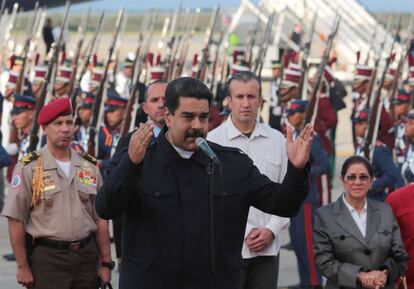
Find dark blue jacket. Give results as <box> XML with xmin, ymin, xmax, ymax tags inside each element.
<box><xmin>96</xmin><ymin>130</ymin><xmax>309</xmax><ymax>289</ymax></box>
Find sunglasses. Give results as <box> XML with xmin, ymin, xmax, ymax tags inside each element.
<box><xmin>344</xmin><ymin>174</ymin><xmax>371</xmax><ymax>182</ymax></box>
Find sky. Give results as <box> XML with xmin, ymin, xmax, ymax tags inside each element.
<box><xmin>62</xmin><ymin>0</ymin><xmax>414</xmax><ymax>13</ymax></box>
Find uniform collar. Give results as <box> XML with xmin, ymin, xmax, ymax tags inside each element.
<box><xmin>225</xmin><ymin>114</ymin><xmax>269</xmax><ymax>140</ymax></box>
<box><xmin>41</xmin><ymin>145</ymin><xmax>82</xmax><ymax>170</ymax></box>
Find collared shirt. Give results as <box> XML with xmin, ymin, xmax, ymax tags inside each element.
<box><xmin>2</xmin><ymin>145</ymin><xmax>102</xmax><ymax>241</ymax></box>
<box><xmin>153</xmin><ymin>125</ymin><xmax>162</xmax><ymax>138</ymax></box>
<box><xmin>342</xmin><ymin>194</ymin><xmax>367</xmax><ymax>237</ymax></box>
<box><xmin>208</xmin><ymin>115</ymin><xmax>290</xmax><ymax>258</ymax></box>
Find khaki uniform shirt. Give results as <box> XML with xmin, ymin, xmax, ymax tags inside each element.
<box><xmin>2</xmin><ymin>145</ymin><xmax>102</xmax><ymax>241</ymax></box>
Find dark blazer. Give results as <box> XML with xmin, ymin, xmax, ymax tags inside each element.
<box><xmin>314</xmin><ymin>196</ymin><xmax>407</xmax><ymax>289</ymax></box>
<box><xmin>96</xmin><ymin>130</ymin><xmax>309</xmax><ymax>289</ymax></box>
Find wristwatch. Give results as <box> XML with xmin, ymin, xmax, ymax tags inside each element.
<box><xmin>101</xmin><ymin>261</ymin><xmax>115</xmax><ymax>270</ymax></box>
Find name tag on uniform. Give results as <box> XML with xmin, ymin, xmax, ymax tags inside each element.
<box><xmin>78</xmin><ymin>169</ymin><xmax>97</xmax><ymax>187</ymax></box>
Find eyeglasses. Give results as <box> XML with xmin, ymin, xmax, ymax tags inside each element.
<box><xmin>344</xmin><ymin>174</ymin><xmax>371</xmax><ymax>182</ymax></box>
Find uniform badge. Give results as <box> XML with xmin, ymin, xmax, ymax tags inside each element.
<box><xmin>11</xmin><ymin>174</ymin><xmax>22</xmax><ymax>189</ymax></box>
<box><xmin>43</xmin><ymin>174</ymin><xmax>56</xmax><ymax>191</ymax></box>
<box><xmin>78</xmin><ymin>169</ymin><xmax>97</xmax><ymax>187</ymax></box>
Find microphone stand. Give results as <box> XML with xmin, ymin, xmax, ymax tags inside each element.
<box><xmin>207</xmin><ymin>159</ymin><xmax>214</xmax><ymax>289</ymax></box>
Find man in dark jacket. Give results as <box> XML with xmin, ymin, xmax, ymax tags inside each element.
<box><xmin>42</xmin><ymin>18</ymin><xmax>54</xmax><ymax>55</ymax></box>
<box><xmin>95</xmin><ymin>77</ymin><xmax>313</xmax><ymax>289</ymax></box>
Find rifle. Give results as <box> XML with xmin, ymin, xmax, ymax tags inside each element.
<box><xmin>87</xmin><ymin>9</ymin><xmax>124</xmax><ymax>157</ymax></box>
<box><xmin>254</xmin><ymin>11</ymin><xmax>276</xmax><ymax>79</ymax></box>
<box><xmin>362</xmin><ymin>17</ymin><xmax>401</xmax><ymax>160</ymax></box>
<box><xmin>0</xmin><ymin>3</ymin><xmax>18</xmax><ymax>71</ymax></box>
<box><xmin>70</xmin><ymin>11</ymin><xmax>104</xmax><ymax>114</ymax></box>
<box><xmin>366</xmin><ymin>15</ymin><xmax>393</xmax><ymax>109</ymax></box>
<box><xmin>120</xmin><ymin>11</ymin><xmax>154</xmax><ymax>136</ymax></box>
<box><xmin>67</xmin><ymin>7</ymin><xmax>91</xmax><ymax>97</ymax></box>
<box><xmin>176</xmin><ymin>8</ymin><xmax>200</xmax><ymax>78</ymax></box>
<box><xmin>28</xmin><ymin>2</ymin><xmax>71</xmax><ymax>152</ymax></box>
<box><xmin>297</xmin><ymin>9</ymin><xmax>318</xmax><ymax>100</ymax></box>
<box><xmin>0</xmin><ymin>0</ymin><xmax>7</xmax><ymax>24</ymax></box>
<box><xmin>16</xmin><ymin>2</ymin><xmax>39</xmax><ymax>95</ymax></box>
<box><xmin>304</xmin><ymin>13</ymin><xmax>341</xmax><ymax>126</ymax></box>
<box><xmin>197</xmin><ymin>6</ymin><xmax>220</xmax><ymax>81</ymax></box>
<box><xmin>365</xmin><ymin>25</ymin><xmax>378</xmax><ymax>65</ymax></box>
<box><xmin>246</xmin><ymin>16</ymin><xmax>261</xmax><ymax>68</ymax></box>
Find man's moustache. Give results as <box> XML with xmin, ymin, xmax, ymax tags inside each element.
<box><xmin>185</xmin><ymin>131</ymin><xmax>204</xmax><ymax>138</ymax></box>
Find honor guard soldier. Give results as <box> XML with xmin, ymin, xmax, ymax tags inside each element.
<box><xmin>268</xmin><ymin>60</ymin><xmax>283</xmax><ymax>131</ymax></box>
<box><xmin>53</xmin><ymin>65</ymin><xmax>73</xmax><ymax>98</ymax></box>
<box><xmin>7</xmin><ymin>95</ymin><xmax>37</xmax><ymax>160</ymax></box>
<box><xmin>74</xmin><ymin>92</ymin><xmax>95</xmax><ymax>152</ymax></box>
<box><xmin>1</xmin><ymin>98</ymin><xmax>112</xmax><ymax>288</ymax></box>
<box><xmin>98</xmin><ymin>89</ymin><xmax>127</xmax><ymax>167</ymax></box>
<box><xmin>393</xmin><ymin>90</ymin><xmax>411</xmax><ymax>167</ymax></box>
<box><xmin>401</xmin><ymin>110</ymin><xmax>414</xmax><ymax>183</ymax></box>
<box><xmin>284</xmin><ymin>99</ymin><xmax>329</xmax><ymax>289</ymax></box>
<box><xmin>353</xmin><ymin>109</ymin><xmax>404</xmax><ymax>201</ymax></box>
<box><xmin>116</xmin><ymin>53</ymin><xmax>134</xmax><ymax>99</ymax></box>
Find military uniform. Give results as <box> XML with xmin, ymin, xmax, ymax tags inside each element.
<box><xmin>284</xmin><ymin>100</ymin><xmax>328</xmax><ymax>288</ymax></box>
<box><xmin>2</xmin><ymin>98</ymin><xmax>110</xmax><ymax>289</ymax></box>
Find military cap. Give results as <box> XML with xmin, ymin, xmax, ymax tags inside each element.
<box><xmin>11</xmin><ymin>94</ymin><xmax>36</xmax><ymax>115</ymax></box>
<box><xmin>55</xmin><ymin>66</ymin><xmax>73</xmax><ymax>84</ymax></box>
<box><xmin>392</xmin><ymin>89</ymin><xmax>410</xmax><ymax>105</ymax></box>
<box><xmin>79</xmin><ymin>91</ymin><xmax>95</xmax><ymax>109</ymax></box>
<box><xmin>352</xmin><ymin>108</ymin><xmax>370</xmax><ymax>123</ymax></box>
<box><xmin>286</xmin><ymin>99</ymin><xmax>308</xmax><ymax>116</ymax></box>
<box><xmin>33</xmin><ymin>65</ymin><xmax>48</xmax><ymax>83</ymax></box>
<box><xmin>354</xmin><ymin>64</ymin><xmax>373</xmax><ymax>82</ymax></box>
<box><xmin>105</xmin><ymin>89</ymin><xmax>127</xmax><ymax>112</ymax></box>
<box><xmin>271</xmin><ymin>60</ymin><xmax>282</xmax><ymax>69</ymax></box>
<box><xmin>280</xmin><ymin>67</ymin><xmax>301</xmax><ymax>88</ymax></box>
<box><xmin>38</xmin><ymin>98</ymin><xmax>73</xmax><ymax>125</ymax></box>
<box><xmin>90</xmin><ymin>67</ymin><xmax>104</xmax><ymax>88</ymax></box>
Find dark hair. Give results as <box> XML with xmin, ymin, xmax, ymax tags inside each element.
<box><xmin>227</xmin><ymin>71</ymin><xmax>262</xmax><ymax>97</ymax></box>
<box><xmin>165</xmin><ymin>77</ymin><xmax>212</xmax><ymax>114</ymax></box>
<box><xmin>145</xmin><ymin>80</ymin><xmax>168</xmax><ymax>102</ymax></box>
<box><xmin>340</xmin><ymin>156</ymin><xmax>373</xmax><ymax>178</ymax></box>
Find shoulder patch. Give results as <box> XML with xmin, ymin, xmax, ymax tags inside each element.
<box><xmin>19</xmin><ymin>151</ymin><xmax>40</xmax><ymax>165</ymax></box>
<box><xmin>77</xmin><ymin>151</ymin><xmax>98</xmax><ymax>165</ymax></box>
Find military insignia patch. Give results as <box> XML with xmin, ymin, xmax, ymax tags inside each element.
<box><xmin>78</xmin><ymin>169</ymin><xmax>97</xmax><ymax>187</ymax></box>
<box><xmin>20</xmin><ymin>151</ymin><xmax>40</xmax><ymax>165</ymax></box>
<box><xmin>11</xmin><ymin>174</ymin><xmax>22</xmax><ymax>189</ymax></box>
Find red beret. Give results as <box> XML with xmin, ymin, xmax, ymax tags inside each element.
<box><xmin>38</xmin><ymin>98</ymin><xmax>73</xmax><ymax>126</ymax></box>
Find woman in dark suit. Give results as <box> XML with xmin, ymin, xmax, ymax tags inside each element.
<box><xmin>313</xmin><ymin>156</ymin><xmax>407</xmax><ymax>289</ymax></box>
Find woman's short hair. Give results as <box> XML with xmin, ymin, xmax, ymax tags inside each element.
<box><xmin>340</xmin><ymin>155</ymin><xmax>373</xmax><ymax>178</ymax></box>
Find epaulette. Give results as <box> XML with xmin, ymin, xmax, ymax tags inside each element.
<box><xmin>78</xmin><ymin>151</ymin><xmax>98</xmax><ymax>165</ymax></box>
<box><xmin>20</xmin><ymin>151</ymin><xmax>40</xmax><ymax>165</ymax></box>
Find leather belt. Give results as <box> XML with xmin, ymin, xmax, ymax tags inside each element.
<box><xmin>35</xmin><ymin>234</ymin><xmax>93</xmax><ymax>251</ymax></box>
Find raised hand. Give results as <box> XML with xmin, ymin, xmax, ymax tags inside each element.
<box><xmin>128</xmin><ymin>121</ymin><xmax>155</xmax><ymax>164</ymax></box>
<box><xmin>286</xmin><ymin>123</ymin><xmax>314</xmax><ymax>169</ymax></box>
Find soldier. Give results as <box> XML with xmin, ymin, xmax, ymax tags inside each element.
<box><xmin>1</xmin><ymin>98</ymin><xmax>112</xmax><ymax>288</ymax></box>
<box><xmin>7</xmin><ymin>95</ymin><xmax>37</xmax><ymax>160</ymax></box>
<box><xmin>353</xmin><ymin>109</ymin><xmax>404</xmax><ymax>201</ymax></box>
<box><xmin>401</xmin><ymin>110</ymin><xmax>414</xmax><ymax>184</ymax></box>
<box><xmin>268</xmin><ymin>60</ymin><xmax>283</xmax><ymax>131</ymax></box>
<box><xmin>283</xmin><ymin>99</ymin><xmax>329</xmax><ymax>289</ymax></box>
<box><xmin>98</xmin><ymin>89</ymin><xmax>127</xmax><ymax>167</ymax></box>
<box><xmin>53</xmin><ymin>65</ymin><xmax>73</xmax><ymax>98</ymax></box>
<box><xmin>393</xmin><ymin>90</ymin><xmax>411</xmax><ymax>167</ymax></box>
<box><xmin>116</xmin><ymin>54</ymin><xmax>134</xmax><ymax>99</ymax></box>
<box><xmin>74</xmin><ymin>92</ymin><xmax>95</xmax><ymax>152</ymax></box>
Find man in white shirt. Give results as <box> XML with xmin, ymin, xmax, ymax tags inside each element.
<box><xmin>208</xmin><ymin>71</ymin><xmax>289</xmax><ymax>289</ymax></box>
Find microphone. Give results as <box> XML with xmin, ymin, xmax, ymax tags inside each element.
<box><xmin>195</xmin><ymin>137</ymin><xmax>220</xmax><ymax>164</ymax></box>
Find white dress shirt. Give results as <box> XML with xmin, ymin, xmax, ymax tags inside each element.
<box><xmin>207</xmin><ymin>116</ymin><xmax>290</xmax><ymax>258</ymax></box>
<box><xmin>342</xmin><ymin>194</ymin><xmax>367</xmax><ymax>237</ymax></box>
